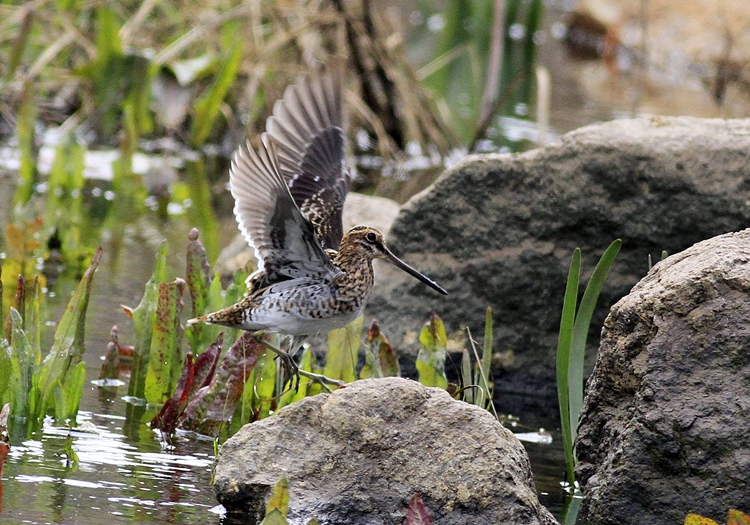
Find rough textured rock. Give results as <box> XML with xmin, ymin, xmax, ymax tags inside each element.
<box><xmin>575</xmin><ymin>229</ymin><xmax>750</xmax><ymax>525</ymax></box>
<box><xmin>368</xmin><ymin>117</ymin><xmax>750</xmax><ymax>404</ymax></box>
<box><xmin>214</xmin><ymin>377</ymin><xmax>558</xmax><ymax>525</ymax></box>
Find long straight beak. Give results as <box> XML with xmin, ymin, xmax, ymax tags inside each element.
<box><xmin>383</xmin><ymin>247</ymin><xmax>448</xmax><ymax>295</ymax></box>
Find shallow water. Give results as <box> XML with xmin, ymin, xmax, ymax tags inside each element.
<box><xmin>0</xmin><ymin>403</ymin><xmax>569</xmax><ymax>525</ymax></box>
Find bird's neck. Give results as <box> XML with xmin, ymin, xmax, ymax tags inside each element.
<box><xmin>332</xmin><ymin>245</ymin><xmax>372</xmax><ymax>273</ymax></box>
<box><xmin>331</xmin><ymin>246</ymin><xmax>375</xmax><ymax>294</ymax></box>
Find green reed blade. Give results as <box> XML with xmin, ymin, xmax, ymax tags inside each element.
<box><xmin>8</xmin><ymin>308</ymin><xmax>32</xmax><ymax>418</ymax></box>
<box><xmin>190</xmin><ymin>38</ymin><xmax>242</xmax><ymax>147</ymax></box>
<box><xmin>14</xmin><ymin>81</ymin><xmax>37</xmax><ymax>207</ymax></box>
<box><xmin>557</xmin><ymin>248</ymin><xmax>580</xmax><ymax>484</ymax></box>
<box><xmin>568</xmin><ymin>239</ymin><xmax>621</xmax><ymax>445</ymax></box>
<box><xmin>474</xmin><ymin>306</ymin><xmax>494</xmax><ymax>409</ymax></box>
<box><xmin>461</xmin><ymin>348</ymin><xmax>473</xmax><ymax>403</ymax></box>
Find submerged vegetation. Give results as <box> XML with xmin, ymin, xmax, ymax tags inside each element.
<box><xmin>0</xmin><ymin>248</ymin><xmax>101</xmax><ymax>433</ymax></box>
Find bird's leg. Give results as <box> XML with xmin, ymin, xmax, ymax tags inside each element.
<box><xmin>254</xmin><ymin>334</ymin><xmax>344</xmax><ymax>392</ymax></box>
<box><xmin>252</xmin><ymin>331</ymin><xmax>300</xmax><ymax>390</ymax></box>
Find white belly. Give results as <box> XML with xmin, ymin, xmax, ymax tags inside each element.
<box><xmin>238</xmin><ymin>279</ymin><xmax>367</xmax><ymax>336</ymax></box>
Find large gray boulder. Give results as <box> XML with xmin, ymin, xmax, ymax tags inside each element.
<box><xmin>575</xmin><ymin>229</ymin><xmax>750</xmax><ymax>524</ymax></box>
<box><xmin>214</xmin><ymin>377</ymin><xmax>558</xmax><ymax>525</ymax></box>
<box><xmin>368</xmin><ymin>117</ymin><xmax>750</xmax><ymax>404</ymax></box>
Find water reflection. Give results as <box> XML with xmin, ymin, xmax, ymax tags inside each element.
<box><xmin>1</xmin><ymin>408</ymin><xmax>218</xmax><ymax>525</ymax></box>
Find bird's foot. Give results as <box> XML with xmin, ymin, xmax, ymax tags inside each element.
<box><xmin>296</xmin><ymin>369</ymin><xmax>345</xmax><ymax>392</ymax></box>
<box><xmin>255</xmin><ymin>336</ymin><xmax>344</xmax><ymax>393</ymax></box>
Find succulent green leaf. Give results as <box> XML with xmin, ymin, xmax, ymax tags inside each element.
<box><xmin>324</xmin><ymin>315</ymin><xmax>362</xmax><ymax>384</ymax></box>
<box><xmin>38</xmin><ymin>248</ymin><xmax>101</xmax><ymax>418</ymax></box>
<box><xmin>144</xmin><ymin>279</ymin><xmax>186</xmax><ymax>405</ymax></box>
<box><xmin>127</xmin><ymin>241</ymin><xmax>168</xmax><ymax>399</ymax></box>
<box><xmin>266</xmin><ymin>476</ymin><xmax>289</xmax><ymax>516</ymax></box>
<box><xmin>416</xmin><ymin>313</ymin><xmax>448</xmax><ymax>389</ymax></box>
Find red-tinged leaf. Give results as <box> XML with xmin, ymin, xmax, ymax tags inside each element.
<box><xmin>190</xmin><ymin>333</ymin><xmax>222</xmax><ymax>395</ymax></box>
<box><xmin>177</xmin><ymin>332</ymin><xmax>263</xmax><ymax>435</ymax></box>
<box><xmin>185</xmin><ymin>230</ymin><xmax>210</xmax><ymax>312</ymax></box>
<box><xmin>728</xmin><ymin>510</ymin><xmax>750</xmax><ymax>525</ymax></box>
<box><xmin>362</xmin><ymin>320</ymin><xmax>399</xmax><ymax>379</ymax></box>
<box><xmin>151</xmin><ymin>352</ymin><xmax>195</xmax><ymax>434</ymax></box>
<box><xmin>121</xmin><ymin>305</ymin><xmax>134</xmax><ymax>320</ymax></box>
<box><xmin>405</xmin><ymin>493</ymin><xmax>432</xmax><ymax>525</ymax></box>
<box><xmin>684</xmin><ymin>514</ymin><xmax>720</xmax><ymax>525</ymax></box>
<box><xmin>379</xmin><ymin>339</ymin><xmax>400</xmax><ymax>377</ymax></box>
<box><xmin>118</xmin><ymin>345</ymin><xmax>134</xmax><ymax>360</ymax></box>
<box><xmin>367</xmin><ymin>320</ymin><xmax>381</xmax><ymax>342</ymax></box>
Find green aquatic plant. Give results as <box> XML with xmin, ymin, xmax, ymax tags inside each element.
<box><xmin>360</xmin><ymin>320</ymin><xmax>400</xmax><ymax>379</ymax></box>
<box><xmin>259</xmin><ymin>476</ymin><xmax>291</xmax><ymax>525</ymax></box>
<box><xmin>323</xmin><ymin>315</ymin><xmax>363</xmax><ymax>384</ymax></box>
<box><xmin>0</xmin><ymin>248</ymin><xmax>102</xmax><ymax>433</ymax></box>
<box><xmin>457</xmin><ymin>307</ymin><xmax>497</xmax><ymax>417</ymax></box>
<box><xmin>416</xmin><ymin>312</ymin><xmax>449</xmax><ymax>389</ymax></box>
<box><xmin>556</xmin><ymin>239</ymin><xmax>621</xmax><ymax>485</ymax></box>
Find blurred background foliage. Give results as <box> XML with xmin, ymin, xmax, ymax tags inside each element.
<box><xmin>0</xmin><ymin>0</ymin><xmax>543</xmax><ymax>157</ymax></box>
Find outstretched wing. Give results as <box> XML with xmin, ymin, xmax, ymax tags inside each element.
<box><xmin>230</xmin><ymin>133</ymin><xmax>340</xmax><ymax>282</ymax></box>
<box><xmin>266</xmin><ymin>63</ymin><xmax>352</xmax><ymax>251</ymax></box>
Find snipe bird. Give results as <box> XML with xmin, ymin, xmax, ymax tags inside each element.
<box><xmin>188</xmin><ymin>64</ymin><xmax>446</xmax><ymax>382</ymax></box>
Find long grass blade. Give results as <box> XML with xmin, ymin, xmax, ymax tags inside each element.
<box><xmin>557</xmin><ymin>248</ymin><xmax>580</xmax><ymax>484</ymax></box>
<box><xmin>474</xmin><ymin>306</ymin><xmax>494</xmax><ymax>410</ymax></box>
<box><xmin>568</xmin><ymin>239</ymin><xmax>621</xmax><ymax>444</ymax></box>
<box><xmin>190</xmin><ymin>38</ymin><xmax>242</xmax><ymax>146</ymax></box>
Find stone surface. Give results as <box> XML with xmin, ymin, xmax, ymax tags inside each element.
<box><xmin>214</xmin><ymin>377</ymin><xmax>558</xmax><ymax>525</ymax></box>
<box><xmin>575</xmin><ymin>229</ymin><xmax>750</xmax><ymax>525</ymax></box>
<box><xmin>368</xmin><ymin>116</ymin><xmax>750</xmax><ymax>404</ymax></box>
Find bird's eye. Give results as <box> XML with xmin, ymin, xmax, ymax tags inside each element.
<box><xmin>366</xmin><ymin>232</ymin><xmax>377</xmax><ymax>243</ymax></box>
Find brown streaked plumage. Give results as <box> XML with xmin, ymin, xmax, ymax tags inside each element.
<box><xmin>187</xmin><ymin>64</ymin><xmax>446</xmax><ymax>359</ymax></box>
